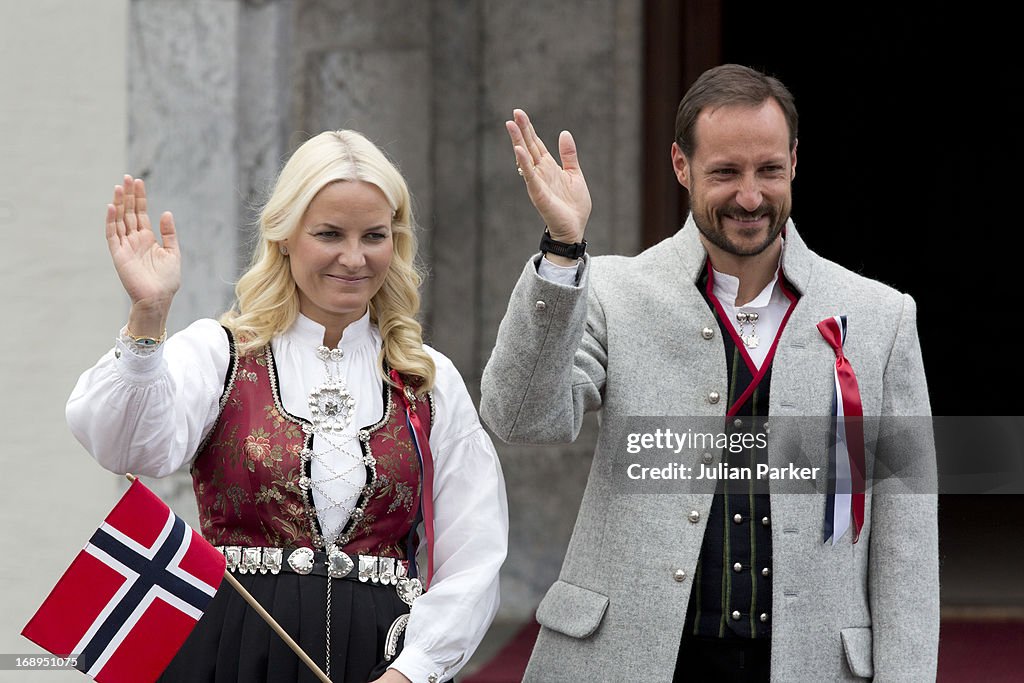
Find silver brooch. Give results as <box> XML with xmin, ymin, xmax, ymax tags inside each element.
<box><xmin>316</xmin><ymin>345</ymin><xmax>344</xmax><ymax>362</ymax></box>
<box><xmin>379</xmin><ymin>557</ymin><xmax>397</xmax><ymax>586</ymax></box>
<box><xmin>287</xmin><ymin>547</ymin><xmax>315</xmax><ymax>575</ymax></box>
<box><xmin>308</xmin><ymin>382</ymin><xmax>356</xmax><ymax>432</ymax></box>
<box><xmin>240</xmin><ymin>547</ymin><xmax>261</xmax><ymax>575</ymax></box>
<box><xmin>328</xmin><ymin>549</ymin><xmax>354</xmax><ymax>579</ymax></box>
<box><xmin>736</xmin><ymin>310</ymin><xmax>760</xmax><ymax>349</ymax></box>
<box><xmin>309</xmin><ymin>345</ymin><xmax>355</xmax><ymax>432</ymax></box>
<box><xmin>359</xmin><ymin>555</ymin><xmax>378</xmax><ymax>583</ymax></box>
<box><xmin>263</xmin><ymin>548</ymin><xmax>283</xmax><ymax>575</ymax></box>
<box><xmin>397</xmin><ymin>577</ymin><xmax>423</xmax><ymax>606</ymax></box>
<box><xmin>384</xmin><ymin>613</ymin><xmax>410</xmax><ymax>661</ymax></box>
<box><xmin>222</xmin><ymin>546</ymin><xmax>241</xmax><ymax>572</ymax></box>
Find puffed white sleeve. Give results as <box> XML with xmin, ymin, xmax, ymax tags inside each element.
<box><xmin>65</xmin><ymin>319</ymin><xmax>231</xmax><ymax>478</ymax></box>
<box><xmin>389</xmin><ymin>349</ymin><xmax>509</xmax><ymax>683</ymax></box>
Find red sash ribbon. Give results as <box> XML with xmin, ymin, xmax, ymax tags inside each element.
<box><xmin>817</xmin><ymin>316</ymin><xmax>866</xmax><ymax>543</ymax></box>
<box><xmin>389</xmin><ymin>370</ymin><xmax>437</xmax><ymax>588</ymax></box>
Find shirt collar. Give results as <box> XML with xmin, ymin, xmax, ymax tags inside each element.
<box><xmin>288</xmin><ymin>309</ymin><xmax>376</xmax><ymax>350</ymax></box>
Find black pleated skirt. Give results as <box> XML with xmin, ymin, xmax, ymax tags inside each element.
<box><xmin>160</xmin><ymin>572</ymin><xmax>410</xmax><ymax>683</ymax></box>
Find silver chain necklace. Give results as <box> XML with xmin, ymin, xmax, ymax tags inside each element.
<box><xmin>300</xmin><ymin>345</ymin><xmax>364</xmax><ymax>548</ymax></box>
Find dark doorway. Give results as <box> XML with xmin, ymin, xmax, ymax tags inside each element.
<box><xmin>644</xmin><ymin>1</ymin><xmax>1024</xmax><ymax>610</ymax></box>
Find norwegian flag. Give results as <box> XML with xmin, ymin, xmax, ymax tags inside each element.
<box><xmin>21</xmin><ymin>478</ymin><xmax>226</xmax><ymax>682</ymax></box>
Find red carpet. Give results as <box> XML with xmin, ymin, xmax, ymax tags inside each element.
<box><xmin>462</xmin><ymin>620</ymin><xmax>539</xmax><ymax>683</ymax></box>
<box><xmin>462</xmin><ymin>618</ymin><xmax>1024</xmax><ymax>682</ymax></box>
<box><xmin>937</xmin><ymin>619</ymin><xmax>1024</xmax><ymax>682</ymax></box>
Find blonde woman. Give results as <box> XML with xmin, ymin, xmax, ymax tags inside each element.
<box><xmin>67</xmin><ymin>131</ymin><xmax>508</xmax><ymax>683</ymax></box>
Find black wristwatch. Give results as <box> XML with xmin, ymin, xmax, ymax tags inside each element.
<box><xmin>539</xmin><ymin>228</ymin><xmax>587</xmax><ymax>259</ymax></box>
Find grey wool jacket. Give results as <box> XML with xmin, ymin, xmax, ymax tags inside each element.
<box><xmin>480</xmin><ymin>217</ymin><xmax>939</xmax><ymax>682</ymax></box>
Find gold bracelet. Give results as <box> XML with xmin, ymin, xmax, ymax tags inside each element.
<box><xmin>125</xmin><ymin>326</ymin><xmax>167</xmax><ymax>347</ymax></box>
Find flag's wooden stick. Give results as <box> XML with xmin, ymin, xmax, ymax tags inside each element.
<box><xmin>125</xmin><ymin>474</ymin><xmax>332</xmax><ymax>683</ymax></box>
<box><xmin>221</xmin><ymin>572</ymin><xmax>332</xmax><ymax>683</ymax></box>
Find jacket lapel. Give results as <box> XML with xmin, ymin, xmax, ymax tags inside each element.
<box><xmin>771</xmin><ymin>222</ymin><xmax>837</xmax><ymax>419</ymax></box>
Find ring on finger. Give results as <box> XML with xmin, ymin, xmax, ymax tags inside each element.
<box><xmin>516</xmin><ymin>165</ymin><xmax>524</xmax><ymax>177</ymax></box>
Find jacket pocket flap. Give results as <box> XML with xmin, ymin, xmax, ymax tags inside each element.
<box><xmin>840</xmin><ymin>627</ymin><xmax>874</xmax><ymax>678</ymax></box>
<box><xmin>535</xmin><ymin>580</ymin><xmax>609</xmax><ymax>639</ymax></box>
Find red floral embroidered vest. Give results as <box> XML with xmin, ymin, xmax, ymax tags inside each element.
<box><xmin>191</xmin><ymin>333</ymin><xmax>432</xmax><ymax>561</ymax></box>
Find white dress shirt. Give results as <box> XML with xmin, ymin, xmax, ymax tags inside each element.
<box><xmin>537</xmin><ymin>249</ymin><xmax>790</xmax><ymax>370</ymax></box>
<box><xmin>66</xmin><ymin>311</ymin><xmax>508</xmax><ymax>683</ymax></box>
<box><xmin>708</xmin><ymin>265</ymin><xmax>790</xmax><ymax>370</ymax></box>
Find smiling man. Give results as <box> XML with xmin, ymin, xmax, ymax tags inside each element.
<box><xmin>481</xmin><ymin>64</ymin><xmax>938</xmax><ymax>682</ymax></box>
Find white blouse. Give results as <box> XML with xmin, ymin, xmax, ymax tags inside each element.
<box><xmin>66</xmin><ymin>312</ymin><xmax>509</xmax><ymax>683</ymax></box>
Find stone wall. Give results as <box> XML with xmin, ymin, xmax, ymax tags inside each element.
<box><xmin>127</xmin><ymin>0</ymin><xmax>643</xmax><ymax>621</ymax></box>
<box><xmin>0</xmin><ymin>2</ymin><xmax>130</xmax><ymax>680</ymax></box>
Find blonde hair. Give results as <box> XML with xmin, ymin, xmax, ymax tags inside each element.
<box><xmin>221</xmin><ymin>130</ymin><xmax>435</xmax><ymax>393</ymax></box>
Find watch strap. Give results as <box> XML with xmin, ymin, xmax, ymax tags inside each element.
<box><xmin>539</xmin><ymin>229</ymin><xmax>587</xmax><ymax>259</ymax></box>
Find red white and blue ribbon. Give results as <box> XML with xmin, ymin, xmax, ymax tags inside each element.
<box><xmin>817</xmin><ymin>315</ymin><xmax>866</xmax><ymax>544</ymax></box>
<box><xmin>389</xmin><ymin>369</ymin><xmax>437</xmax><ymax>588</ymax></box>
